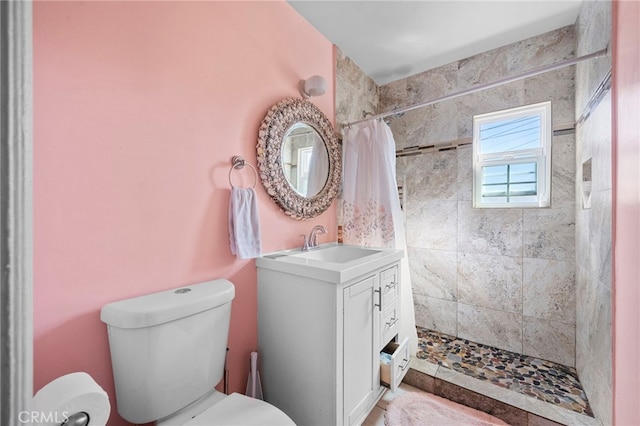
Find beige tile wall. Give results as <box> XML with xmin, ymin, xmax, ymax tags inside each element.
<box><xmin>574</xmin><ymin>2</ymin><xmax>613</xmax><ymax>423</ymax></box>
<box><xmin>381</xmin><ymin>26</ymin><xmax>578</xmax><ymax>367</ymax></box>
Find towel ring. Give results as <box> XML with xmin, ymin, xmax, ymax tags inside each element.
<box><xmin>228</xmin><ymin>156</ymin><xmax>258</xmax><ymax>189</ymax></box>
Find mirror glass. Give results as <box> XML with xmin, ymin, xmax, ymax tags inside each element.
<box><xmin>281</xmin><ymin>123</ymin><xmax>329</xmax><ymax>197</ymax></box>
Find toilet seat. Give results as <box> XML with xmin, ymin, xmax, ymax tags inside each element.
<box><xmin>184</xmin><ymin>392</ymin><xmax>295</xmax><ymax>426</ymax></box>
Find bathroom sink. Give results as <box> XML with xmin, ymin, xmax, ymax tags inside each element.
<box><xmin>259</xmin><ymin>243</ymin><xmax>403</xmax><ymax>283</ymax></box>
<box><xmin>290</xmin><ymin>245</ymin><xmax>382</xmax><ymax>263</ymax></box>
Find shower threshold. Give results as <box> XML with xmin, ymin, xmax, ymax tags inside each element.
<box><xmin>405</xmin><ymin>327</ymin><xmax>599</xmax><ymax>426</ymax></box>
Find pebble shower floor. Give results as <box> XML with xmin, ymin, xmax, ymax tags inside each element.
<box><xmin>416</xmin><ymin>327</ymin><xmax>594</xmax><ymax>417</ymax></box>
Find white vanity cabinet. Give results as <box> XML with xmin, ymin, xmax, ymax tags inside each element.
<box><xmin>256</xmin><ymin>245</ymin><xmax>407</xmax><ymax>426</ymax></box>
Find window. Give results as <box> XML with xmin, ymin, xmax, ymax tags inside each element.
<box><xmin>296</xmin><ymin>146</ymin><xmax>313</xmax><ymax>195</ymax></box>
<box><xmin>472</xmin><ymin>101</ymin><xmax>552</xmax><ymax>208</ymax></box>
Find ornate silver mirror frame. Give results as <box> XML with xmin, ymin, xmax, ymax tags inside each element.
<box><xmin>257</xmin><ymin>98</ymin><xmax>341</xmax><ymax>220</ymax></box>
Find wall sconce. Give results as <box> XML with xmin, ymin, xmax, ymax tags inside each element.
<box><xmin>299</xmin><ymin>75</ymin><xmax>327</xmax><ymax>99</ymax></box>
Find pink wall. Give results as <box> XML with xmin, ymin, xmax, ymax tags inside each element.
<box><xmin>33</xmin><ymin>2</ymin><xmax>335</xmax><ymax>425</ymax></box>
<box><xmin>612</xmin><ymin>1</ymin><xmax>640</xmax><ymax>425</ymax></box>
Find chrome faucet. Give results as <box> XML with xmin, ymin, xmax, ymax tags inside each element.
<box><xmin>301</xmin><ymin>225</ymin><xmax>327</xmax><ymax>251</ymax></box>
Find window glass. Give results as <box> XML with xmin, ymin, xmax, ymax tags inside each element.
<box><xmin>479</xmin><ymin>115</ymin><xmax>541</xmax><ymax>154</ymax></box>
<box><xmin>473</xmin><ymin>102</ymin><xmax>551</xmax><ymax>208</ymax></box>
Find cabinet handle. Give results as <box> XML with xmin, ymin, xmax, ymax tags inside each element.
<box><xmin>385</xmin><ymin>317</ymin><xmax>398</xmax><ymax>328</ymax></box>
<box><xmin>374</xmin><ymin>288</ymin><xmax>381</xmax><ymax>312</ymax></box>
<box><xmin>400</xmin><ymin>357</ymin><xmax>410</xmax><ymax>371</ymax></box>
<box><xmin>385</xmin><ymin>281</ymin><xmax>398</xmax><ymax>290</ymax></box>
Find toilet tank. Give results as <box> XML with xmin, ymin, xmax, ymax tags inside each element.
<box><xmin>100</xmin><ymin>279</ymin><xmax>235</xmax><ymax>424</ymax></box>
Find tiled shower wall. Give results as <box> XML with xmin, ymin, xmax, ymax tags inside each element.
<box><xmin>378</xmin><ymin>26</ymin><xmax>578</xmax><ymax>367</ymax></box>
<box><xmin>335</xmin><ymin>49</ymin><xmax>379</xmax><ymax>125</ymax></box>
<box><xmin>574</xmin><ymin>0</ymin><xmax>612</xmax><ymax>423</ymax></box>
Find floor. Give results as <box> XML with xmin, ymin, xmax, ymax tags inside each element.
<box><xmin>362</xmin><ymin>382</ymin><xmax>422</xmax><ymax>426</ymax></box>
<box><xmin>416</xmin><ymin>328</ymin><xmax>593</xmax><ymax>417</ymax></box>
<box><xmin>364</xmin><ymin>328</ymin><xmax>600</xmax><ymax>426</ymax></box>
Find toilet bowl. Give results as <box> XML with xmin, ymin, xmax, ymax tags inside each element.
<box><xmin>156</xmin><ymin>389</ymin><xmax>294</xmax><ymax>426</ymax></box>
<box><xmin>161</xmin><ymin>392</ymin><xmax>294</xmax><ymax>426</ymax></box>
<box><xmin>100</xmin><ymin>279</ymin><xmax>294</xmax><ymax>425</ymax></box>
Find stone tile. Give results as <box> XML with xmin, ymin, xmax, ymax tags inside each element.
<box><xmin>574</xmin><ymin>331</ymin><xmax>589</xmax><ymax>382</ymax></box>
<box><xmin>575</xmin><ymin>0</ymin><xmax>611</xmax><ymax>116</ymax></box>
<box><xmin>378</xmin><ymin>79</ymin><xmax>406</xmax><ymax>112</ymax></box>
<box><xmin>401</xmin><ymin>107</ymin><xmax>431</xmax><ymax>147</ymax></box>
<box><xmin>587</xmin><ymin>285</ymin><xmax>612</xmax><ymax>390</ymax></box>
<box><xmin>520</xmin><ymin>25</ymin><xmax>576</xmax><ymax>70</ymax></box>
<box><xmin>405</xmin><ymin>200</ymin><xmax>457</xmax><ymax>250</ymax></box>
<box><xmin>391</xmin><ymin>101</ymin><xmax>459</xmax><ymax>149</ymax></box>
<box><xmin>404</xmin><ymin>61</ymin><xmax>459</xmax><ymax>105</ymax></box>
<box><xmin>458</xmin><ymin>252</ymin><xmax>522</xmax><ymax>313</ymax></box>
<box><xmin>395</xmin><ymin>155</ymin><xmax>408</xmax><ymax>186</ymax></box>
<box><xmin>455</xmin><ymin>80</ymin><xmax>525</xmax><ymax>139</ymax></box>
<box><xmin>523</xmin><ymin>258</ymin><xmax>576</xmax><ymax>324</ymax></box>
<box><xmin>413</xmin><ymin>294</ymin><xmax>457</xmax><ymax>336</ymax></box>
<box><xmin>409</xmin><ymin>356</ymin><xmax>439</xmax><ymax>377</ymax></box>
<box><xmin>576</xmin><ymin>260</ymin><xmax>598</xmax><ymax>352</ymax></box>
<box><xmin>435</xmin><ymin>367</ymin><xmax>529</xmax><ymax>409</ymax></box>
<box><xmin>403</xmin><ymin>367</ymin><xmax>436</xmax><ymax>394</ymax></box>
<box><xmin>524</xmin><ymin>67</ymin><xmax>575</xmax><ymax>126</ymax></box>
<box><xmin>388</xmin><ymin>107</ymin><xmax>428</xmax><ymax>151</ymax></box>
<box><xmin>422</xmin><ymin>99</ymin><xmax>461</xmax><ymax>146</ymax></box>
<box><xmin>456</xmin><ymin>42</ymin><xmax>523</xmax><ymax>88</ymax></box>
<box><xmin>457</xmin><ymin>202</ymin><xmax>523</xmax><ymax>256</ymax></box>
<box><xmin>335</xmin><ymin>48</ymin><xmax>379</xmax><ymax>125</ymax></box>
<box><xmin>457</xmin><ymin>145</ymin><xmax>473</xmax><ymax>201</ymax></box>
<box><xmin>405</xmin><ymin>150</ymin><xmax>458</xmax><ymax>201</ymax></box>
<box><xmin>574</xmin><ymin>346</ymin><xmax>608</xmax><ymax>426</ymax></box>
<box><xmin>408</xmin><ymin>247</ymin><xmax>457</xmax><ymax>301</ymax></box>
<box><xmin>525</xmin><ymin>397</ymin><xmax>600</xmax><ymax>426</ymax></box>
<box><xmin>575</xmin><ymin>262</ymin><xmax>591</xmax><ymax>341</ymax></box>
<box><xmin>523</xmin><ymin>317</ymin><xmax>576</xmax><ymax>367</ymax></box>
<box><xmin>576</xmin><ymin>130</ymin><xmax>593</xmax><ymax>210</ymax></box>
<box><xmin>523</xmin><ymin>206</ymin><xmax>575</xmax><ymax>261</ymax></box>
<box><xmin>585</xmin><ymin>367</ymin><xmax>612</xmax><ymax>425</ymax></box>
<box><xmin>584</xmin><ymin>93</ymin><xmax>612</xmax><ymax>193</ymax></box>
<box><xmin>575</xmin><ymin>206</ymin><xmax>590</xmax><ymax>268</ymax></box>
<box><xmin>458</xmin><ymin>303</ymin><xmax>522</xmax><ymax>353</ymax></box>
<box><xmin>589</xmin><ymin>190</ymin><xmax>612</xmax><ymax>290</ymax></box>
<box><xmin>551</xmin><ymin>134</ymin><xmax>577</xmax><ymax>206</ymax></box>
<box><xmin>575</xmin><ymin>120</ymin><xmax>592</xmax><ymax>172</ymax></box>
<box><xmin>528</xmin><ymin>413</ymin><xmax>564</xmax><ymax>426</ymax></box>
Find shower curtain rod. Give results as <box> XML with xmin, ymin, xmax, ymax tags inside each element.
<box><xmin>344</xmin><ymin>47</ymin><xmax>609</xmax><ymax>128</ymax></box>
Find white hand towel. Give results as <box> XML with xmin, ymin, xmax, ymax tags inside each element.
<box><xmin>228</xmin><ymin>186</ymin><xmax>262</xmax><ymax>259</ymax></box>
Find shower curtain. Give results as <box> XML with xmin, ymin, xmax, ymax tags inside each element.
<box><xmin>341</xmin><ymin>119</ymin><xmax>418</xmax><ymax>356</ymax></box>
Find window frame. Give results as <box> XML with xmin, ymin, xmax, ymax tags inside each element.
<box><xmin>472</xmin><ymin>101</ymin><xmax>552</xmax><ymax>208</ymax></box>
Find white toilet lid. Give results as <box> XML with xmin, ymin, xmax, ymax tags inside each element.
<box><xmin>184</xmin><ymin>393</ymin><xmax>296</xmax><ymax>426</ymax></box>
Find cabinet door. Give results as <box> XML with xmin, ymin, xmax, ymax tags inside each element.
<box><xmin>343</xmin><ymin>275</ymin><xmax>379</xmax><ymax>425</ymax></box>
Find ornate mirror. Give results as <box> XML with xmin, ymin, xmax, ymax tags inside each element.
<box><xmin>257</xmin><ymin>98</ymin><xmax>341</xmax><ymax>220</ymax></box>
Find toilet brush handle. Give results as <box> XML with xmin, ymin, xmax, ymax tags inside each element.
<box><xmin>250</xmin><ymin>352</ymin><xmax>258</xmax><ymax>398</ymax></box>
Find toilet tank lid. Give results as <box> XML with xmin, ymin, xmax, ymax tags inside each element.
<box><xmin>100</xmin><ymin>279</ymin><xmax>235</xmax><ymax>329</ymax></box>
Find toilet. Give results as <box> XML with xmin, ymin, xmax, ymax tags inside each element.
<box><xmin>100</xmin><ymin>279</ymin><xmax>295</xmax><ymax>425</ymax></box>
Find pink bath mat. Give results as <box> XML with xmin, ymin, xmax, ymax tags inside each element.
<box><xmin>385</xmin><ymin>390</ymin><xmax>509</xmax><ymax>426</ymax></box>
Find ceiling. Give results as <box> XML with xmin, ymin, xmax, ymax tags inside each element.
<box><xmin>288</xmin><ymin>0</ymin><xmax>583</xmax><ymax>86</ymax></box>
